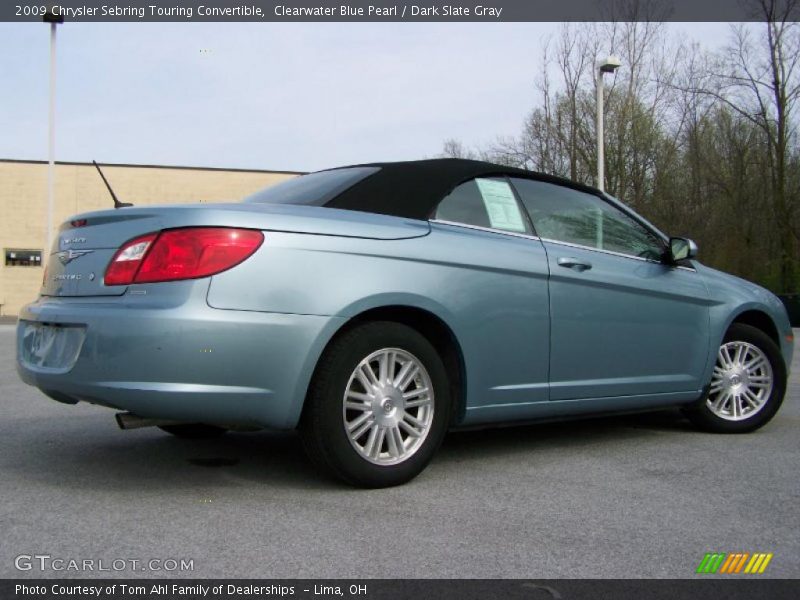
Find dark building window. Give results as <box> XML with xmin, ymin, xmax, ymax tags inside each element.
<box><xmin>5</xmin><ymin>249</ymin><xmax>43</xmax><ymax>267</ymax></box>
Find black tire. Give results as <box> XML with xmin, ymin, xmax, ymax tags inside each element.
<box><xmin>158</xmin><ymin>424</ymin><xmax>228</xmax><ymax>439</ymax></box>
<box><xmin>300</xmin><ymin>321</ymin><xmax>452</xmax><ymax>488</ymax></box>
<box><xmin>684</xmin><ymin>323</ymin><xmax>787</xmax><ymax>433</ymax></box>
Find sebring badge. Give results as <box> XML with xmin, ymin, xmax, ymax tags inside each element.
<box><xmin>57</xmin><ymin>249</ymin><xmax>94</xmax><ymax>265</ymax></box>
<box><xmin>61</xmin><ymin>237</ymin><xmax>87</xmax><ymax>247</ymax></box>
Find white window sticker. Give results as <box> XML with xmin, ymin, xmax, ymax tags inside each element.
<box><xmin>475</xmin><ymin>179</ymin><xmax>526</xmax><ymax>232</ymax></box>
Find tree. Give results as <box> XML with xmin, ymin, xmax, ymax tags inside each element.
<box><xmin>438</xmin><ymin>1</ymin><xmax>800</xmax><ymax>294</ymax></box>
<box><xmin>679</xmin><ymin>0</ymin><xmax>800</xmax><ymax>291</ymax></box>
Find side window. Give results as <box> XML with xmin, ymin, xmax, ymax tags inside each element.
<box><xmin>434</xmin><ymin>178</ymin><xmax>531</xmax><ymax>234</ymax></box>
<box><xmin>511</xmin><ymin>178</ymin><xmax>665</xmax><ymax>260</ymax></box>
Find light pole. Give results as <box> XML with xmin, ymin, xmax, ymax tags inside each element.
<box><xmin>596</xmin><ymin>55</ymin><xmax>621</xmax><ymax>192</ymax></box>
<box><xmin>43</xmin><ymin>7</ymin><xmax>63</xmax><ymax>255</ymax></box>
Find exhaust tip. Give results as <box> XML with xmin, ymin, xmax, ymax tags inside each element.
<box><xmin>115</xmin><ymin>412</ymin><xmax>179</xmax><ymax>430</ymax></box>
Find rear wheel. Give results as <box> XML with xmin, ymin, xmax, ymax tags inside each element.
<box><xmin>684</xmin><ymin>323</ymin><xmax>786</xmax><ymax>433</ymax></box>
<box><xmin>300</xmin><ymin>321</ymin><xmax>451</xmax><ymax>488</ymax></box>
<box><xmin>158</xmin><ymin>424</ymin><xmax>228</xmax><ymax>439</ymax></box>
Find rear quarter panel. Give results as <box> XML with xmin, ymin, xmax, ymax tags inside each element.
<box><xmin>208</xmin><ymin>222</ymin><xmax>552</xmax><ymax>420</ymax></box>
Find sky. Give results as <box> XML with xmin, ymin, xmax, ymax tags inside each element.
<box><xmin>0</xmin><ymin>21</ymin><xmax>733</xmax><ymax>173</ymax></box>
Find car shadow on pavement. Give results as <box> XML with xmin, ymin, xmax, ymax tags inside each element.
<box><xmin>0</xmin><ymin>408</ymin><xmax>694</xmax><ymax>492</ymax></box>
<box><xmin>439</xmin><ymin>408</ymin><xmax>694</xmax><ymax>460</ymax></box>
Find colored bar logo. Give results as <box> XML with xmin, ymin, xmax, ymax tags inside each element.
<box><xmin>696</xmin><ymin>552</ymin><xmax>773</xmax><ymax>574</ymax></box>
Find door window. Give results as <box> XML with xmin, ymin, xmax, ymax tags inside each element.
<box><xmin>511</xmin><ymin>178</ymin><xmax>665</xmax><ymax>260</ymax></box>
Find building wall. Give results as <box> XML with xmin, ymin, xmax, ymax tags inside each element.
<box><xmin>0</xmin><ymin>160</ymin><xmax>297</xmax><ymax>316</ymax></box>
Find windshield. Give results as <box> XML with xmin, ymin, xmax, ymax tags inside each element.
<box><xmin>244</xmin><ymin>166</ymin><xmax>380</xmax><ymax>206</ymax></box>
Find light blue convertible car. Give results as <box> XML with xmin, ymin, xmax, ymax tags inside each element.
<box><xmin>17</xmin><ymin>159</ymin><xmax>793</xmax><ymax>487</ymax></box>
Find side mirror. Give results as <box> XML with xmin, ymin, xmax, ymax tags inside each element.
<box><xmin>669</xmin><ymin>237</ymin><xmax>698</xmax><ymax>262</ymax></box>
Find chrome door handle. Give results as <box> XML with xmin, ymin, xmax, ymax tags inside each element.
<box><xmin>557</xmin><ymin>257</ymin><xmax>592</xmax><ymax>271</ymax></box>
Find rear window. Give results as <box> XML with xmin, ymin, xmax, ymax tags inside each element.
<box><xmin>244</xmin><ymin>166</ymin><xmax>380</xmax><ymax>206</ymax></box>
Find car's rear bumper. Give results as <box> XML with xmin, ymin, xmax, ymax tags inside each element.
<box><xmin>16</xmin><ymin>290</ymin><xmax>343</xmax><ymax>429</ymax></box>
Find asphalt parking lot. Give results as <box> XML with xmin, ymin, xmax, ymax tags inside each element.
<box><xmin>1</xmin><ymin>324</ymin><xmax>798</xmax><ymax>579</ymax></box>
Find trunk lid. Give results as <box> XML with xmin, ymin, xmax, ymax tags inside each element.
<box><xmin>44</xmin><ymin>211</ymin><xmax>168</xmax><ymax>297</ymax></box>
<box><xmin>42</xmin><ymin>202</ymin><xmax>430</xmax><ymax>297</ymax></box>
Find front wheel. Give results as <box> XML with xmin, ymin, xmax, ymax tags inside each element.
<box><xmin>684</xmin><ymin>323</ymin><xmax>787</xmax><ymax>433</ymax></box>
<box><xmin>300</xmin><ymin>321</ymin><xmax>451</xmax><ymax>488</ymax></box>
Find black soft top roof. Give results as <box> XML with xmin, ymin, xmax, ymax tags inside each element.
<box><xmin>322</xmin><ymin>158</ymin><xmax>600</xmax><ymax>220</ymax></box>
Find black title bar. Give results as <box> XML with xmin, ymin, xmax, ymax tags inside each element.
<box><xmin>3</xmin><ymin>579</ymin><xmax>800</xmax><ymax>600</ymax></box>
<box><xmin>4</xmin><ymin>0</ymin><xmax>799</xmax><ymax>22</ymax></box>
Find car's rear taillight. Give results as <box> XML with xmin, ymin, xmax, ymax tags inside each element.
<box><xmin>104</xmin><ymin>227</ymin><xmax>263</xmax><ymax>286</ymax></box>
<box><xmin>104</xmin><ymin>233</ymin><xmax>158</xmax><ymax>285</ymax></box>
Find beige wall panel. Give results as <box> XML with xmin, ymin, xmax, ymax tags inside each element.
<box><xmin>0</xmin><ymin>161</ymin><xmax>297</xmax><ymax>316</ymax></box>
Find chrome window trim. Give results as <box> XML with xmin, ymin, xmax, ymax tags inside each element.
<box><xmin>430</xmin><ymin>219</ymin><xmax>541</xmax><ymax>242</ymax></box>
<box><xmin>540</xmin><ymin>237</ymin><xmax>697</xmax><ymax>271</ymax></box>
<box><xmin>429</xmin><ymin>220</ymin><xmax>695</xmax><ymax>272</ymax></box>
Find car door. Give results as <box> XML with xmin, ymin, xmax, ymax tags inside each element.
<box><xmin>431</xmin><ymin>176</ymin><xmax>552</xmax><ymax>409</ymax></box>
<box><xmin>510</xmin><ymin>177</ymin><xmax>711</xmax><ymax>402</ymax></box>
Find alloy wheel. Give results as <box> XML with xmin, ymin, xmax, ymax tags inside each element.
<box><xmin>707</xmin><ymin>341</ymin><xmax>774</xmax><ymax>421</ymax></box>
<box><xmin>342</xmin><ymin>348</ymin><xmax>435</xmax><ymax>465</ymax></box>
